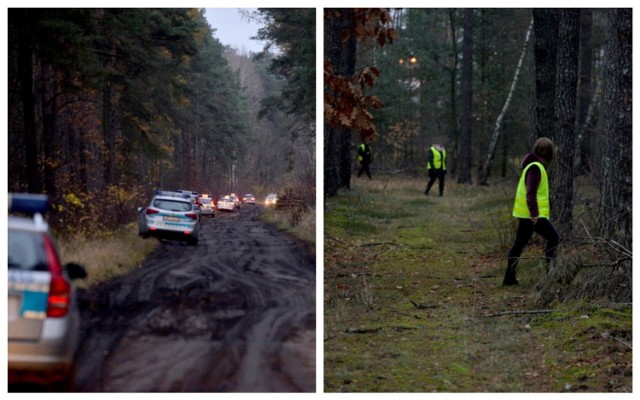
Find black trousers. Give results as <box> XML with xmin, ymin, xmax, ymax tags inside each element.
<box><xmin>509</xmin><ymin>217</ymin><xmax>559</xmax><ymax>261</ymax></box>
<box><xmin>504</xmin><ymin>217</ymin><xmax>559</xmax><ymax>284</ymax></box>
<box><xmin>358</xmin><ymin>161</ymin><xmax>372</xmax><ymax>179</ymax></box>
<box><xmin>425</xmin><ymin>169</ymin><xmax>445</xmax><ymax>196</ymax></box>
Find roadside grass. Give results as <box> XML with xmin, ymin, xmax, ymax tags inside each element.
<box><xmin>261</xmin><ymin>205</ymin><xmax>316</xmax><ymax>249</ymax></box>
<box><xmin>324</xmin><ymin>176</ymin><xmax>631</xmax><ymax>392</ymax></box>
<box><xmin>57</xmin><ymin>224</ymin><xmax>158</xmax><ymax>289</ymax></box>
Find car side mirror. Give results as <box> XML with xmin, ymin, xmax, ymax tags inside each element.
<box><xmin>65</xmin><ymin>263</ymin><xmax>87</xmax><ymax>280</ymax></box>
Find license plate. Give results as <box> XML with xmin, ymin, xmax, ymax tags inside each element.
<box><xmin>163</xmin><ymin>216</ymin><xmax>181</xmax><ymax>222</ymax></box>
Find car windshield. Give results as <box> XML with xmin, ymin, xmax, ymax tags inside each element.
<box><xmin>200</xmin><ymin>198</ymin><xmax>211</xmax><ymax>204</ymax></box>
<box><xmin>153</xmin><ymin>199</ymin><xmax>192</xmax><ymax>212</ymax></box>
<box><xmin>8</xmin><ymin>230</ymin><xmax>48</xmax><ymax>272</ymax></box>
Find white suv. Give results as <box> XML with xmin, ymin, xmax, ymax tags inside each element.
<box><xmin>8</xmin><ymin>193</ymin><xmax>87</xmax><ymax>390</ymax></box>
<box><xmin>138</xmin><ymin>190</ymin><xmax>200</xmax><ymax>245</ymax></box>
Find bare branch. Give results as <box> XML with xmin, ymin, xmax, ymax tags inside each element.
<box><xmin>483</xmin><ymin>309</ymin><xmax>553</xmax><ymax>317</ymax></box>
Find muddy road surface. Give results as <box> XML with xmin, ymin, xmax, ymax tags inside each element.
<box><xmin>74</xmin><ymin>205</ymin><xmax>316</xmax><ymax>392</ymax></box>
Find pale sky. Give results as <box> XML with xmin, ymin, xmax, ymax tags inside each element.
<box><xmin>204</xmin><ymin>8</ymin><xmax>264</xmax><ymax>54</ymax></box>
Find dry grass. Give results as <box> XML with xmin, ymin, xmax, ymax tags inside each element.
<box><xmin>57</xmin><ymin>225</ymin><xmax>158</xmax><ymax>289</ymax></box>
<box><xmin>262</xmin><ymin>206</ymin><xmax>316</xmax><ymax>249</ymax></box>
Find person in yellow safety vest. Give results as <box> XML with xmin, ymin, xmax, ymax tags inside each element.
<box><xmin>424</xmin><ymin>143</ymin><xmax>447</xmax><ymax>196</ymax></box>
<box><xmin>357</xmin><ymin>141</ymin><xmax>373</xmax><ymax>179</ymax></box>
<box><xmin>503</xmin><ymin>137</ymin><xmax>559</xmax><ymax>286</ymax></box>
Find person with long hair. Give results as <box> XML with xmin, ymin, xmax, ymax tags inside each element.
<box><xmin>503</xmin><ymin>137</ymin><xmax>559</xmax><ymax>286</ymax></box>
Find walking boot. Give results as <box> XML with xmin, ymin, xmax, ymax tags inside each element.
<box><xmin>502</xmin><ymin>261</ymin><xmax>519</xmax><ymax>286</ymax></box>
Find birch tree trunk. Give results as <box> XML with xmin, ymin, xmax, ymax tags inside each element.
<box><xmin>478</xmin><ymin>18</ymin><xmax>533</xmax><ymax>185</ymax></box>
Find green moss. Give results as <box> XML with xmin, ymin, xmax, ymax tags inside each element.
<box><xmin>325</xmin><ymin>177</ymin><xmax>631</xmax><ymax>392</ymax></box>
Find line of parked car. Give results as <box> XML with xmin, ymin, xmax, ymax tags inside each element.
<box><xmin>7</xmin><ymin>189</ymin><xmax>277</xmax><ymax>390</ymax></box>
<box><xmin>136</xmin><ymin>190</ymin><xmax>270</xmax><ymax>246</ymax></box>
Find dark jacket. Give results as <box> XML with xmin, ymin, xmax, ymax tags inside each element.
<box><xmin>358</xmin><ymin>144</ymin><xmax>372</xmax><ymax>163</ymax></box>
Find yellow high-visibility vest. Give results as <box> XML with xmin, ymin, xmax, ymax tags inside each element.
<box><xmin>512</xmin><ymin>161</ymin><xmax>550</xmax><ymax>219</ymax></box>
<box><xmin>427</xmin><ymin>146</ymin><xmax>446</xmax><ymax>170</ymax></box>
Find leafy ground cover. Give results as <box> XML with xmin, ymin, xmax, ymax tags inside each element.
<box><xmin>324</xmin><ymin>176</ymin><xmax>631</xmax><ymax>392</ymax></box>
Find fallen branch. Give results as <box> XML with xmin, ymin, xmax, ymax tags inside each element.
<box><xmin>410</xmin><ymin>300</ymin><xmax>436</xmax><ymax>309</ymax></box>
<box><xmin>360</xmin><ymin>240</ymin><xmax>396</xmax><ymax>247</ymax></box>
<box><xmin>346</xmin><ymin>327</ymin><xmax>381</xmax><ymax>334</ymax></box>
<box><xmin>601</xmin><ymin>332</ymin><xmax>632</xmax><ymax>350</ymax></box>
<box><xmin>484</xmin><ymin>309</ymin><xmax>553</xmax><ymax>317</ymax></box>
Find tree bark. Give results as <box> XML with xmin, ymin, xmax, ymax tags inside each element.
<box><xmin>574</xmin><ymin>9</ymin><xmax>593</xmax><ymax>175</ymax></box>
<box><xmin>17</xmin><ymin>10</ymin><xmax>42</xmax><ymax>193</ymax></box>
<box><xmin>599</xmin><ymin>9</ymin><xmax>632</xmax><ymax>249</ymax></box>
<box><xmin>531</xmin><ymin>9</ymin><xmax>559</xmax><ymax>146</ymax></box>
<box><xmin>457</xmin><ymin>8</ymin><xmax>473</xmax><ymax>184</ymax></box>
<box><xmin>552</xmin><ymin>9</ymin><xmax>580</xmax><ymax>237</ymax></box>
<box><xmin>447</xmin><ymin>9</ymin><xmax>459</xmax><ymax>177</ymax></box>
<box><xmin>41</xmin><ymin>64</ymin><xmax>58</xmax><ymax>199</ymax></box>
<box><xmin>324</xmin><ymin>9</ymin><xmax>356</xmax><ymax>196</ymax></box>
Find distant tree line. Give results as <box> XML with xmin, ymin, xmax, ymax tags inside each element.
<box><xmin>8</xmin><ymin>8</ymin><xmax>316</xmax><ymax>235</ymax></box>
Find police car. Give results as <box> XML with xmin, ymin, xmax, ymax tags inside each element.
<box><xmin>138</xmin><ymin>190</ymin><xmax>200</xmax><ymax>245</ymax></box>
<box><xmin>8</xmin><ymin>193</ymin><xmax>87</xmax><ymax>390</ymax></box>
<box><xmin>198</xmin><ymin>194</ymin><xmax>215</xmax><ymax>218</ymax></box>
<box><xmin>217</xmin><ymin>195</ymin><xmax>236</xmax><ymax>212</ymax></box>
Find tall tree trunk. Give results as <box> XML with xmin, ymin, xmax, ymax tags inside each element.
<box><xmin>552</xmin><ymin>9</ymin><xmax>580</xmax><ymax>237</ymax></box>
<box><xmin>447</xmin><ymin>9</ymin><xmax>459</xmax><ymax>177</ymax></box>
<box><xmin>479</xmin><ymin>18</ymin><xmax>533</xmax><ymax>185</ymax></box>
<box><xmin>574</xmin><ymin>9</ymin><xmax>593</xmax><ymax>175</ymax></box>
<box><xmin>599</xmin><ymin>9</ymin><xmax>632</xmax><ymax>250</ymax></box>
<box><xmin>103</xmin><ymin>76</ymin><xmax>114</xmax><ymax>188</ymax></box>
<box><xmin>102</xmin><ymin>42</ymin><xmax>116</xmax><ymax>188</ymax></box>
<box><xmin>531</xmin><ymin>9</ymin><xmax>559</xmax><ymax>146</ymax></box>
<box><xmin>324</xmin><ymin>9</ymin><xmax>356</xmax><ymax>196</ymax></box>
<box><xmin>17</xmin><ymin>11</ymin><xmax>42</xmax><ymax>193</ymax></box>
<box><xmin>41</xmin><ymin>64</ymin><xmax>58</xmax><ymax>199</ymax></box>
<box><xmin>457</xmin><ymin>8</ymin><xmax>473</xmax><ymax>184</ymax></box>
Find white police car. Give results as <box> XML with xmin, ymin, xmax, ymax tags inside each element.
<box><xmin>216</xmin><ymin>195</ymin><xmax>235</xmax><ymax>212</ymax></box>
<box><xmin>8</xmin><ymin>193</ymin><xmax>87</xmax><ymax>390</ymax></box>
<box><xmin>138</xmin><ymin>190</ymin><xmax>200</xmax><ymax>245</ymax></box>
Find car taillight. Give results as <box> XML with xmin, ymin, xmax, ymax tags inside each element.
<box><xmin>145</xmin><ymin>208</ymin><xmax>160</xmax><ymax>215</ymax></box>
<box><xmin>47</xmin><ymin>276</ymin><xmax>71</xmax><ymax>317</ymax></box>
<box><xmin>186</xmin><ymin>213</ymin><xmax>198</xmax><ymax>220</ymax></box>
<box><xmin>43</xmin><ymin>235</ymin><xmax>71</xmax><ymax>318</ymax></box>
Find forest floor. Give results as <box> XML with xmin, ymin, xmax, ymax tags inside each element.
<box><xmin>324</xmin><ymin>176</ymin><xmax>632</xmax><ymax>393</ymax></box>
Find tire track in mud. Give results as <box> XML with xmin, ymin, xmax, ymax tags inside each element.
<box><xmin>74</xmin><ymin>206</ymin><xmax>315</xmax><ymax>392</ymax></box>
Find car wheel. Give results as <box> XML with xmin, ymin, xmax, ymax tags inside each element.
<box><xmin>188</xmin><ymin>238</ymin><xmax>198</xmax><ymax>246</ymax></box>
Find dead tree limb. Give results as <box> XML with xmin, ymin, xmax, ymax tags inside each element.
<box><xmin>484</xmin><ymin>309</ymin><xmax>553</xmax><ymax>317</ymax></box>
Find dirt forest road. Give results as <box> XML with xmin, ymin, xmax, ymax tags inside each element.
<box><xmin>73</xmin><ymin>205</ymin><xmax>316</xmax><ymax>392</ymax></box>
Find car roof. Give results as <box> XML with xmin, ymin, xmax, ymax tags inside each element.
<box><xmin>153</xmin><ymin>195</ymin><xmax>191</xmax><ymax>202</ymax></box>
<box><xmin>8</xmin><ymin>214</ymin><xmax>49</xmax><ymax>232</ymax></box>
